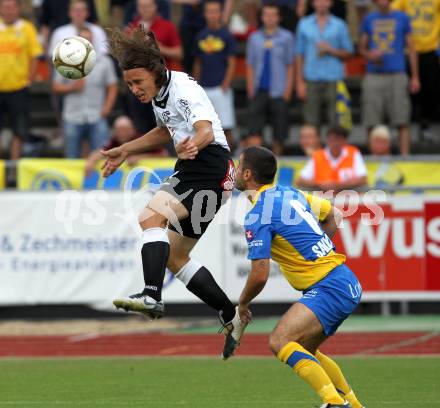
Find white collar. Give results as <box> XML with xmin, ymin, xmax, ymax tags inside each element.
<box><xmin>324</xmin><ymin>146</ymin><xmax>348</xmax><ymax>168</ymax></box>
<box><xmin>0</xmin><ymin>18</ymin><xmax>24</xmax><ymax>31</ymax></box>
<box><xmin>154</xmin><ymin>70</ymin><xmax>172</xmax><ymax>108</ymax></box>
<box><xmin>155</xmin><ymin>70</ymin><xmax>172</xmax><ymax>101</ymax></box>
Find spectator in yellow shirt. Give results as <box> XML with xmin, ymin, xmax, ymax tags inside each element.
<box><xmin>0</xmin><ymin>0</ymin><xmax>43</xmax><ymax>159</ymax></box>
<box><xmin>392</xmin><ymin>0</ymin><xmax>440</xmax><ymax>139</ymax></box>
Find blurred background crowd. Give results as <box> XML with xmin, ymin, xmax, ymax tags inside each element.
<box><xmin>1</xmin><ymin>0</ymin><xmax>439</xmax><ymax>173</ymax></box>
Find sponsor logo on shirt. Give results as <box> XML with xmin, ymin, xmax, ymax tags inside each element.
<box><xmin>249</xmin><ymin>239</ymin><xmax>264</xmax><ymax>248</ymax></box>
<box><xmin>162</xmin><ymin>110</ymin><xmax>171</xmax><ymax>123</ymax></box>
<box><xmin>245</xmin><ymin>229</ymin><xmax>254</xmax><ymax>241</ymax></box>
<box><xmin>177</xmin><ymin>98</ymin><xmax>191</xmax><ymax>122</ymax></box>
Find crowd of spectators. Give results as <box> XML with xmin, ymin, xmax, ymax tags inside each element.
<box><xmin>1</xmin><ymin>0</ymin><xmax>440</xmax><ymax>168</ymax></box>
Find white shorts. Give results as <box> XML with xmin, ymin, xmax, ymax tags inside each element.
<box><xmin>204</xmin><ymin>86</ymin><xmax>236</xmax><ymax>130</ymax></box>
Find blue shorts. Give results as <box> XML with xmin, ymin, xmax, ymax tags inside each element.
<box><xmin>298</xmin><ymin>264</ymin><xmax>362</xmax><ymax>336</ymax></box>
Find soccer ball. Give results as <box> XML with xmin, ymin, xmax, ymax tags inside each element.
<box><xmin>52</xmin><ymin>36</ymin><xmax>96</xmax><ymax>80</ymax></box>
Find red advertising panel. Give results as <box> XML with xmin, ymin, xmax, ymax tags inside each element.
<box><xmin>333</xmin><ymin>199</ymin><xmax>440</xmax><ymax>292</ymax></box>
<box><xmin>425</xmin><ymin>202</ymin><xmax>440</xmax><ymax>290</ymax></box>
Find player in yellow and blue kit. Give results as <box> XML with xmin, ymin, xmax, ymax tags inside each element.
<box><xmin>233</xmin><ymin>146</ymin><xmax>365</xmax><ymax>408</ymax></box>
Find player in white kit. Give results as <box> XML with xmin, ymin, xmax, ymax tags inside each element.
<box><xmin>102</xmin><ymin>27</ymin><xmax>246</xmax><ymax>359</ymax></box>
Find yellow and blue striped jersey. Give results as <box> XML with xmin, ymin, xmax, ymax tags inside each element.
<box><xmin>244</xmin><ymin>184</ymin><xmax>346</xmax><ymax>291</ymax></box>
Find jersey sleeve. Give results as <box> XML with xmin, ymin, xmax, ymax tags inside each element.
<box><xmin>245</xmin><ymin>212</ymin><xmax>273</xmax><ymax>260</ymax></box>
<box><xmin>300</xmin><ymin>191</ymin><xmax>332</xmax><ymax>222</ymax></box>
<box><xmin>353</xmin><ymin>151</ymin><xmax>367</xmax><ymax>177</ymax></box>
<box><xmin>295</xmin><ymin>20</ymin><xmax>306</xmax><ymax>56</ymax></box>
<box><xmin>246</xmin><ymin>34</ymin><xmax>257</xmax><ymax>66</ymax></box>
<box><xmin>403</xmin><ymin>13</ymin><xmax>412</xmax><ymax>35</ymax></box>
<box><xmin>299</xmin><ymin>158</ymin><xmax>315</xmax><ymax>180</ymax></box>
<box><xmin>339</xmin><ymin>21</ymin><xmax>354</xmax><ymax>53</ymax></box>
<box><xmin>285</xmin><ymin>31</ymin><xmax>295</xmax><ymax>64</ymax></box>
<box><xmin>226</xmin><ymin>31</ymin><xmax>237</xmax><ymax>56</ymax></box>
<box><xmin>360</xmin><ymin>15</ymin><xmax>370</xmax><ymax>36</ymax></box>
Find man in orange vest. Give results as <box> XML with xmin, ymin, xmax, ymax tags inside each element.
<box><xmin>297</xmin><ymin>126</ymin><xmax>368</xmax><ymax>193</ymax></box>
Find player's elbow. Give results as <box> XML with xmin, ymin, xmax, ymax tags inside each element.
<box><xmin>257</xmin><ymin>269</ymin><xmax>270</xmax><ymax>285</ymax></box>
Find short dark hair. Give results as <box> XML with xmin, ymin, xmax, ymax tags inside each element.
<box><xmin>261</xmin><ymin>2</ymin><xmax>280</xmax><ymax>13</ymax></box>
<box><xmin>241</xmin><ymin>146</ymin><xmax>277</xmax><ymax>185</ymax></box>
<box><xmin>327</xmin><ymin>125</ymin><xmax>349</xmax><ymax>139</ymax></box>
<box><xmin>107</xmin><ymin>26</ymin><xmax>167</xmax><ymax>89</ymax></box>
<box><xmin>204</xmin><ymin>0</ymin><xmax>223</xmax><ymax>8</ymax></box>
<box><xmin>69</xmin><ymin>0</ymin><xmax>88</xmax><ymax>9</ymax></box>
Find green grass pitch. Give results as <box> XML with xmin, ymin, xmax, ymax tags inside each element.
<box><xmin>1</xmin><ymin>356</ymin><xmax>439</xmax><ymax>407</ymax></box>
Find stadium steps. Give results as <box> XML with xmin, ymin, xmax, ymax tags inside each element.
<box><xmin>23</xmin><ymin>79</ymin><xmax>440</xmax><ymax>156</ymax></box>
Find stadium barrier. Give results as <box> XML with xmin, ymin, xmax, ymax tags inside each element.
<box><xmin>13</xmin><ymin>157</ymin><xmax>440</xmax><ymax>191</ymax></box>
<box><xmin>0</xmin><ymin>191</ymin><xmax>439</xmax><ymax>308</ymax></box>
<box><xmin>0</xmin><ymin>160</ymin><xmax>5</xmax><ymax>190</ymax></box>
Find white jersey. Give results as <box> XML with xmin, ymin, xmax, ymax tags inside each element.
<box><xmin>153</xmin><ymin>71</ymin><xmax>229</xmax><ymax>151</ymax></box>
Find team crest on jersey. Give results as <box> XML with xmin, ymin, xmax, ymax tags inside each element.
<box><xmin>177</xmin><ymin>99</ymin><xmax>191</xmax><ymax>122</ymax></box>
<box><xmin>245</xmin><ymin>230</ymin><xmax>254</xmax><ymax>241</ymax></box>
<box><xmin>162</xmin><ymin>110</ymin><xmax>171</xmax><ymax>123</ymax></box>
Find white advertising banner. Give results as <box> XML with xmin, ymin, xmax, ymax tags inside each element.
<box><xmin>1</xmin><ymin>192</ymin><xmax>439</xmax><ymax>306</ymax></box>
<box><xmin>0</xmin><ymin>192</ymin><xmax>224</xmax><ymax>306</ymax></box>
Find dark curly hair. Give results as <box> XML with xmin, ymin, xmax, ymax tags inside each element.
<box><xmin>106</xmin><ymin>26</ymin><xmax>168</xmax><ymax>89</ymax></box>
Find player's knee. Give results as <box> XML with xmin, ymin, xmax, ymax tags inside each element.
<box><xmin>269</xmin><ymin>329</ymin><xmax>303</xmax><ymax>356</ymax></box>
<box><xmin>167</xmin><ymin>255</ymin><xmax>189</xmax><ymax>274</ymax></box>
<box><xmin>138</xmin><ymin>209</ymin><xmax>167</xmax><ymax>230</ymax></box>
<box><xmin>269</xmin><ymin>332</ymin><xmax>287</xmax><ymax>356</ymax></box>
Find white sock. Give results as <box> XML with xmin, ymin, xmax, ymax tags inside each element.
<box><xmin>174</xmin><ymin>259</ymin><xmax>202</xmax><ymax>286</ymax></box>
<box><xmin>142</xmin><ymin>227</ymin><xmax>169</xmax><ymax>244</ymax></box>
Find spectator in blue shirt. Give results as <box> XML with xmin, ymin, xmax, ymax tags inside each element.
<box><xmin>194</xmin><ymin>0</ymin><xmax>237</xmax><ymax>150</ymax></box>
<box><xmin>359</xmin><ymin>0</ymin><xmax>420</xmax><ymax>156</ymax></box>
<box><xmin>246</xmin><ymin>3</ymin><xmax>295</xmax><ymax>156</ymax></box>
<box><xmin>296</xmin><ymin>0</ymin><xmax>353</xmax><ymax>128</ymax></box>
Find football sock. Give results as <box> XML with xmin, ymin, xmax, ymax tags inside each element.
<box><xmin>315</xmin><ymin>350</ymin><xmax>364</xmax><ymax>408</ymax></box>
<box><xmin>140</xmin><ymin>228</ymin><xmax>170</xmax><ymax>302</ymax></box>
<box><xmin>175</xmin><ymin>260</ymin><xmax>235</xmax><ymax>323</ymax></box>
<box><xmin>278</xmin><ymin>342</ymin><xmax>345</xmax><ymax>405</ymax></box>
